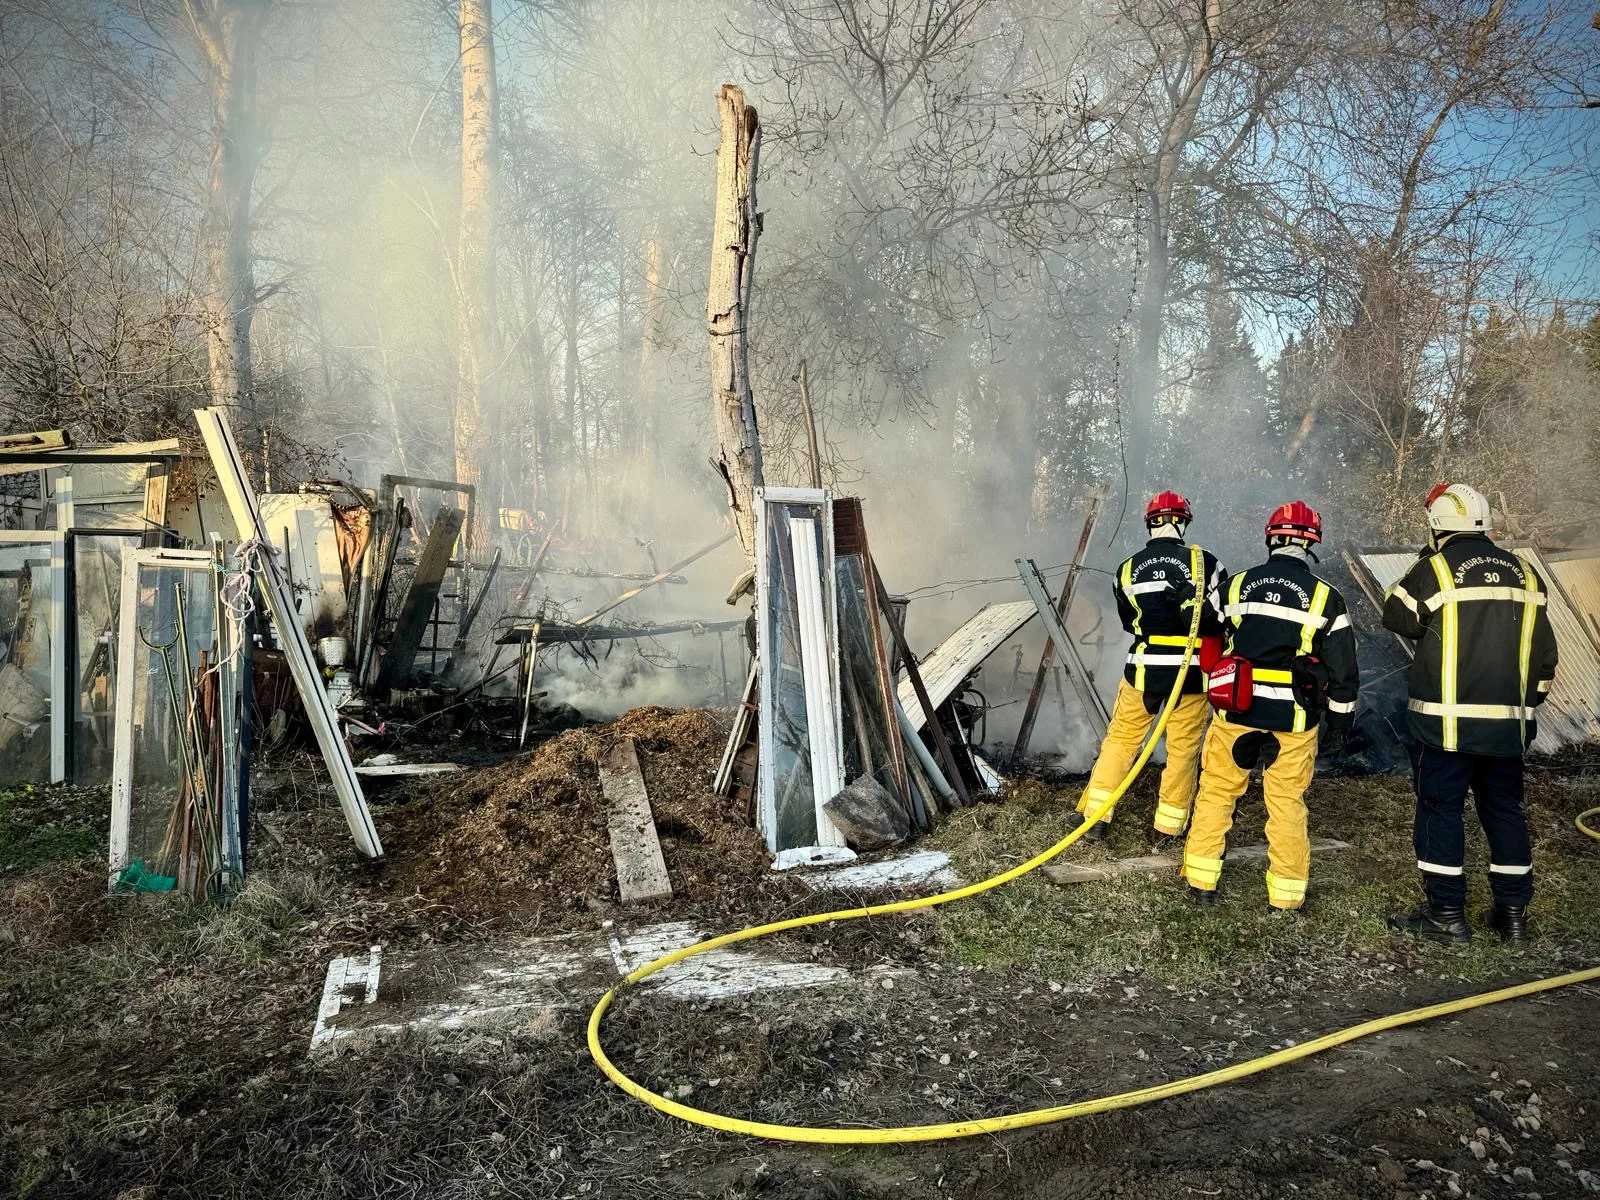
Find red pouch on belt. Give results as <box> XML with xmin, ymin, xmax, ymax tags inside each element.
<box><xmin>1196</xmin><ymin>635</ymin><xmax>1223</xmax><ymax>674</ymax></box>
<box><xmin>1207</xmin><ymin>655</ymin><xmax>1253</xmax><ymax>714</ymax></box>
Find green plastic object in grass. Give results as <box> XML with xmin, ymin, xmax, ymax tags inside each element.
<box><xmin>114</xmin><ymin>859</ymin><xmax>176</xmax><ymax>893</ymax></box>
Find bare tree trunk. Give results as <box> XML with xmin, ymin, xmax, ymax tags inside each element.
<box><xmin>455</xmin><ymin>0</ymin><xmax>498</xmax><ymax>555</ymax></box>
<box><xmin>794</xmin><ymin>359</ymin><xmax>822</xmax><ymax>488</ymax></box>
<box><xmin>1124</xmin><ymin>0</ymin><xmax>1223</xmax><ymax>488</ymax></box>
<box><xmin>184</xmin><ymin>0</ymin><xmax>269</xmax><ymax>465</ymax></box>
<box><xmin>707</xmin><ymin>84</ymin><xmax>765</xmax><ymax>562</ymax></box>
<box><xmin>636</xmin><ymin>231</ymin><xmax>665</xmax><ymax>467</ymax></box>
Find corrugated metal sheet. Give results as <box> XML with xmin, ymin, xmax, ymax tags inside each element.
<box><xmin>1546</xmin><ymin>552</ymin><xmax>1600</xmax><ymax>654</ymax></box>
<box><xmin>1355</xmin><ymin>544</ymin><xmax>1600</xmax><ymax>752</ymax></box>
<box><xmin>899</xmin><ymin>600</ymin><xmax>1036</xmax><ymax>731</ymax></box>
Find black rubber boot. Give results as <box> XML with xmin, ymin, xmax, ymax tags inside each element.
<box><xmin>1388</xmin><ymin>903</ymin><xmax>1471</xmax><ymax>944</ymax></box>
<box><xmin>1489</xmin><ymin>904</ymin><xmax>1528</xmax><ymax>942</ymax></box>
<box><xmin>1147</xmin><ymin>830</ymin><xmax>1183</xmax><ymax>853</ymax></box>
<box><xmin>1070</xmin><ymin>812</ymin><xmax>1109</xmax><ymax>843</ymax></box>
<box><xmin>1188</xmin><ymin>886</ymin><xmax>1217</xmax><ymax>908</ymax></box>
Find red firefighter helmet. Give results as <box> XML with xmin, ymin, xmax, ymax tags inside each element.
<box><xmin>1145</xmin><ymin>490</ymin><xmax>1193</xmax><ymax>528</ymax></box>
<box><xmin>1265</xmin><ymin>500</ymin><xmax>1322</xmax><ymax>544</ymax></box>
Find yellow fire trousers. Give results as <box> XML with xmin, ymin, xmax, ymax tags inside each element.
<box><xmin>1182</xmin><ymin>718</ymin><xmax>1319</xmax><ymax>909</ymax></box>
<box><xmin>1078</xmin><ymin>681</ymin><xmax>1211</xmax><ymax>835</ymax></box>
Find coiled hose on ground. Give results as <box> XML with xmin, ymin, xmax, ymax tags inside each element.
<box><xmin>587</xmin><ymin>546</ymin><xmax>1600</xmax><ymax>1143</ymax></box>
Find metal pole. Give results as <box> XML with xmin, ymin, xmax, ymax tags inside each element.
<box><xmin>1013</xmin><ymin>490</ymin><xmax>1103</xmax><ymax>759</ymax></box>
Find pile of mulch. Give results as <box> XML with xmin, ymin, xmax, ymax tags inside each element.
<box><xmin>0</xmin><ymin>860</ymin><xmax>109</xmax><ymax>953</ymax></box>
<box><xmin>372</xmin><ymin>707</ymin><xmax>794</xmax><ymax>927</ymax></box>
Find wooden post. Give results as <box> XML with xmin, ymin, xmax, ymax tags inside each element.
<box><xmin>707</xmin><ymin>85</ymin><xmax>765</xmax><ymax>563</ymax></box>
<box><xmin>1013</xmin><ymin>490</ymin><xmax>1104</xmax><ymax>759</ymax></box>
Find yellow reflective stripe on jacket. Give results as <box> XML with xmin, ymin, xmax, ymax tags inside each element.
<box><xmin>1429</xmin><ymin>554</ymin><xmax>1458</xmax><ymax>750</ymax></box>
<box><xmin>1300</xmin><ymin>583</ymin><xmax>1330</xmax><ymax>656</ymax></box>
<box><xmin>1424</xmin><ymin>585</ymin><xmax>1546</xmax><ymax>610</ymax></box>
<box><xmin>1287</xmin><ymin>583</ymin><xmax>1329</xmax><ymax>733</ymax></box>
<box><xmin>1147</xmin><ymin>634</ymin><xmax>1192</xmax><ymax>646</ymax></box>
<box><xmin>1122</xmin><ymin>557</ymin><xmax>1145</xmax><ymax>690</ymax></box>
<box><xmin>1121</xmin><ymin>558</ymin><xmax>1140</xmax><ymax>632</ymax></box>
<box><xmin>1408</xmin><ymin>699</ymin><xmax>1538</xmax><ymax>721</ymax></box>
<box><xmin>1253</xmin><ymin>668</ymin><xmax>1294</xmax><ymax>684</ymax></box>
<box><xmin>1516</xmin><ymin>556</ymin><xmax>1540</xmax><ymax>744</ymax></box>
<box><xmin>1225</xmin><ymin>572</ymin><xmax>1245</xmax><ymax>653</ymax></box>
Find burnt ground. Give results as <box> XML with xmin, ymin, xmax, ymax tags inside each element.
<box><xmin>2</xmin><ymin>711</ymin><xmax>1598</xmax><ymax>1199</ymax></box>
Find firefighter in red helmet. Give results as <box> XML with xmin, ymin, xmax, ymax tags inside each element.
<box><xmin>1072</xmin><ymin>490</ymin><xmax>1227</xmax><ymax>845</ymax></box>
<box><xmin>1182</xmin><ymin>501</ymin><xmax>1359</xmax><ymax>911</ymax></box>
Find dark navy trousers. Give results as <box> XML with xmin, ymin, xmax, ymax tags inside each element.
<box><xmin>1412</xmin><ymin>745</ymin><xmax>1533</xmax><ymax>908</ymax></box>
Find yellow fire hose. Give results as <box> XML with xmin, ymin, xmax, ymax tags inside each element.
<box><xmin>1579</xmin><ymin>807</ymin><xmax>1600</xmax><ymax>842</ymax></box>
<box><xmin>587</xmin><ymin>545</ymin><xmax>1600</xmax><ymax>1143</ymax></box>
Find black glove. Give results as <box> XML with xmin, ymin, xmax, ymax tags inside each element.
<box><xmin>1533</xmin><ymin>683</ymin><xmax>1551</xmax><ymax>707</ymax></box>
<box><xmin>1322</xmin><ymin>711</ymin><xmax>1352</xmax><ymax>754</ymax></box>
<box><xmin>1169</xmin><ymin>577</ymin><xmax>1196</xmax><ymax>607</ymax></box>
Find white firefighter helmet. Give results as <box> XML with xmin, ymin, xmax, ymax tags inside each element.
<box><xmin>1425</xmin><ymin>483</ymin><xmax>1492</xmax><ymax>535</ymax></box>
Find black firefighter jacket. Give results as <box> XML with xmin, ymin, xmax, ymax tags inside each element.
<box><xmin>1382</xmin><ymin>533</ymin><xmax>1559</xmax><ymax>757</ymax></box>
<box><xmin>1219</xmin><ymin>550</ymin><xmax>1359</xmax><ymax>734</ymax></box>
<box><xmin>1113</xmin><ymin>536</ymin><xmax>1227</xmax><ymax>698</ymax></box>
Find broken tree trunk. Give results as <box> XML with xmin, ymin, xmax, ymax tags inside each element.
<box><xmin>707</xmin><ymin>84</ymin><xmax>765</xmax><ymax>564</ymax></box>
<box><xmin>184</xmin><ymin>0</ymin><xmax>271</xmax><ymax>467</ymax></box>
<box><xmin>454</xmin><ymin>0</ymin><xmax>499</xmax><ymax>558</ymax></box>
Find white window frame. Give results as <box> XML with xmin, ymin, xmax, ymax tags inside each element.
<box><xmin>0</xmin><ymin>478</ymin><xmax>72</xmax><ymax>781</ymax></box>
<box><xmin>754</xmin><ymin>486</ymin><xmax>846</xmax><ymax>852</ymax></box>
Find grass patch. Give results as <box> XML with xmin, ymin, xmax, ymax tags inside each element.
<box><xmin>926</xmin><ymin>771</ymin><xmax>1600</xmax><ymax>988</ymax></box>
<box><xmin>0</xmin><ymin>784</ymin><xmax>108</xmax><ymax>872</ymax></box>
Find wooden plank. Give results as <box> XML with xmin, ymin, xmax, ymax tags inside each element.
<box><xmin>0</xmin><ymin>438</ymin><xmax>181</xmax><ymax>475</ymax></box>
<box><xmin>1042</xmin><ymin>838</ymin><xmax>1353</xmax><ymax>886</ymax></box>
<box><xmin>354</xmin><ymin>762</ymin><xmax>465</xmax><ymax>777</ymax></box>
<box><xmin>375</xmin><ymin>505</ymin><xmax>464</xmax><ymax>693</ymax></box>
<box><xmin>193</xmin><ymin>407</ymin><xmax>382</xmax><ymax>859</ymax></box>
<box><xmin>897</xmin><ymin>600</ymin><xmax>1037</xmax><ymax>732</ymax></box>
<box><xmin>142</xmin><ymin>464</ymin><xmax>170</xmax><ymax>547</ymax></box>
<box><xmin>600</xmin><ymin>737</ymin><xmax>672</xmax><ymax>903</ymax></box>
<box><xmin>714</xmin><ymin>661</ymin><xmax>759</xmax><ymax>796</ymax></box>
<box><xmin>0</xmin><ymin>428</ymin><xmax>68</xmax><ymax>453</ymax></box>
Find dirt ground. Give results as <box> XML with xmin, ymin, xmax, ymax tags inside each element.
<box><xmin>3</xmin><ymin>711</ymin><xmax>1598</xmax><ymax>1199</ymax></box>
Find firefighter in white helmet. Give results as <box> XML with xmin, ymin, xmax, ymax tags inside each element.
<box><xmin>1072</xmin><ymin>490</ymin><xmax>1227</xmax><ymax>846</ymax></box>
<box><xmin>1383</xmin><ymin>484</ymin><xmax>1558</xmax><ymax>943</ymax></box>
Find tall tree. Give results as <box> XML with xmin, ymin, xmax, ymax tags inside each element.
<box><xmin>183</xmin><ymin>0</ymin><xmax>271</xmax><ymax>460</ymax></box>
<box><xmin>455</xmin><ymin>0</ymin><xmax>499</xmax><ymax>551</ymax></box>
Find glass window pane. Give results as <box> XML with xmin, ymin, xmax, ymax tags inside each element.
<box><xmin>0</xmin><ymin>544</ymin><xmax>55</xmax><ymax>786</ymax></box>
